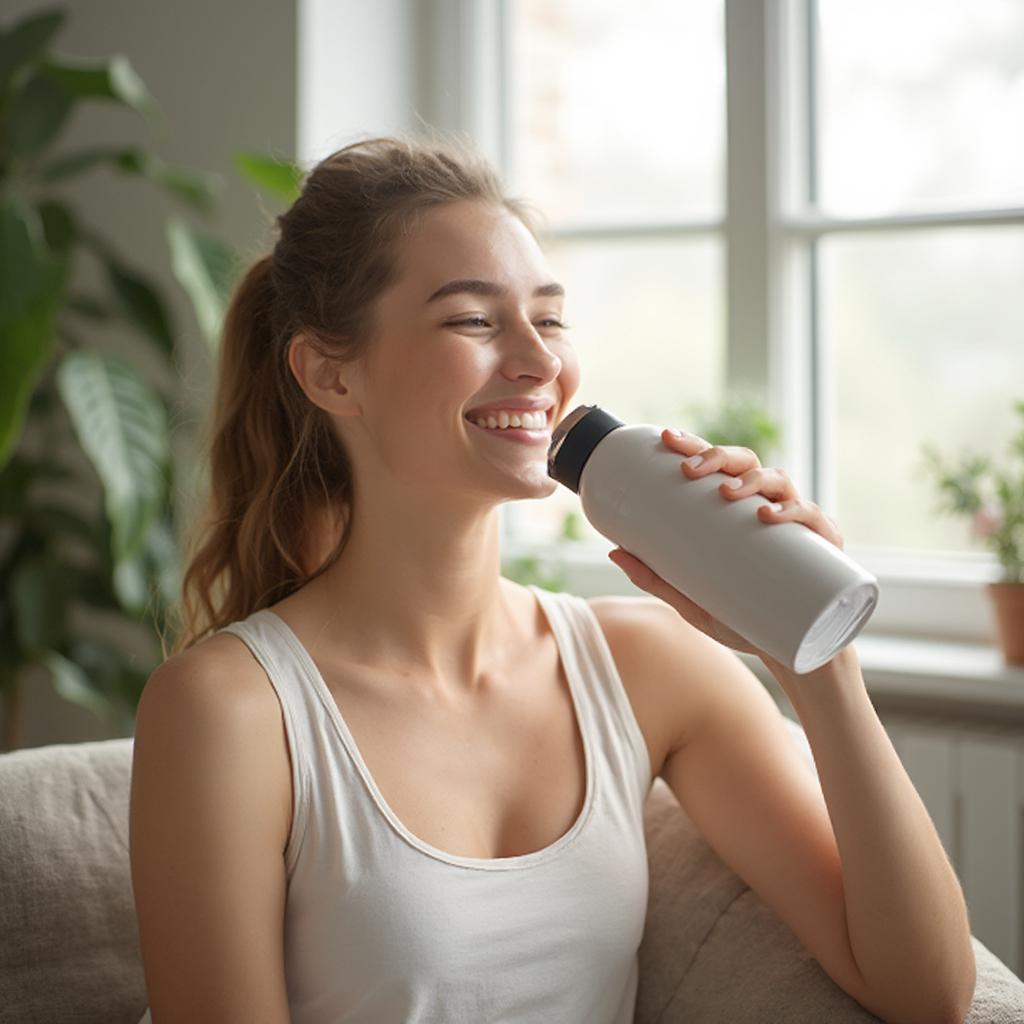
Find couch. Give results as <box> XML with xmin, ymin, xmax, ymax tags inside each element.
<box><xmin>1</xmin><ymin>719</ymin><xmax>1022</xmax><ymax>1023</ymax></box>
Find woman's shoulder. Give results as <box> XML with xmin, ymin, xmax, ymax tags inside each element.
<box><xmin>143</xmin><ymin>621</ymin><xmax>282</xmax><ymax>725</ymax></box>
<box><xmin>583</xmin><ymin>593</ymin><xmax>709</xmax><ymax>778</ymax></box>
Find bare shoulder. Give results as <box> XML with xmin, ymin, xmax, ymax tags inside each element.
<box><xmin>585</xmin><ymin>593</ymin><xmax>721</xmax><ymax>778</ymax></box>
<box><xmin>143</xmin><ymin>629</ymin><xmax>281</xmax><ymax>714</ymax></box>
<box><xmin>131</xmin><ymin>631</ymin><xmax>295</xmax><ymax>1020</ymax></box>
<box><xmin>137</xmin><ymin>629</ymin><xmax>293</xmax><ymax>849</ymax></box>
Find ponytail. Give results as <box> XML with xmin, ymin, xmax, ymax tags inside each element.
<box><xmin>165</xmin><ymin>254</ymin><xmax>351</xmax><ymax>656</ymax></box>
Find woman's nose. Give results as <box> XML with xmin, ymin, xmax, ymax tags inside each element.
<box><xmin>501</xmin><ymin>318</ymin><xmax>561</xmax><ymax>372</ymax></box>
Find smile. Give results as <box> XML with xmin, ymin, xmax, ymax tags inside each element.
<box><xmin>465</xmin><ymin>417</ymin><xmax>551</xmax><ymax>445</ymax></box>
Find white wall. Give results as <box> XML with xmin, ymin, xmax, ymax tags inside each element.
<box><xmin>297</xmin><ymin>0</ymin><xmax>504</xmax><ymax>166</ymax></box>
<box><xmin>298</xmin><ymin>0</ymin><xmax>420</xmax><ymax>164</ymax></box>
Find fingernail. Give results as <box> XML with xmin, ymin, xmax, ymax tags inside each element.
<box><xmin>684</xmin><ymin>454</ymin><xmax>704</xmax><ymax>468</ymax></box>
<box><xmin>768</xmin><ymin>502</ymin><xmax>783</xmax><ymax>512</ymax></box>
<box><xmin>723</xmin><ymin>476</ymin><xmax>743</xmax><ymax>490</ymax></box>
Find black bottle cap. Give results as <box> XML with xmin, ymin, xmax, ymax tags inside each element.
<box><xmin>546</xmin><ymin>404</ymin><xmax>625</xmax><ymax>494</ymax></box>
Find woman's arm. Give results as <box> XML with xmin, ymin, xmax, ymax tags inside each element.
<box><xmin>608</xmin><ymin>427</ymin><xmax>976</xmax><ymax>1024</ymax></box>
<box><xmin>765</xmin><ymin>644</ymin><xmax>976</xmax><ymax>1024</ymax></box>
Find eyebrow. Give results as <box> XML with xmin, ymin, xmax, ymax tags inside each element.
<box><xmin>425</xmin><ymin>278</ymin><xmax>565</xmax><ymax>304</ymax></box>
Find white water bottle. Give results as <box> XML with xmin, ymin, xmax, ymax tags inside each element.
<box><xmin>546</xmin><ymin>404</ymin><xmax>879</xmax><ymax>674</ymax></box>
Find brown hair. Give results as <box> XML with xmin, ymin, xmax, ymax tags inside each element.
<box><xmin>164</xmin><ymin>133</ymin><xmax>539</xmax><ymax>657</ymax></box>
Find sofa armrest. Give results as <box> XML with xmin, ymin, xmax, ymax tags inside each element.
<box><xmin>636</xmin><ymin>716</ymin><xmax>1024</xmax><ymax>1023</ymax></box>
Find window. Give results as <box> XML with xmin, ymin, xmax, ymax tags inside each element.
<box><xmin>418</xmin><ymin>0</ymin><xmax>1024</xmax><ymax>642</ymax></box>
<box><xmin>811</xmin><ymin>0</ymin><xmax>1024</xmax><ymax>561</ymax></box>
<box><xmin>503</xmin><ymin>0</ymin><xmax>726</xmax><ymax>546</ymax></box>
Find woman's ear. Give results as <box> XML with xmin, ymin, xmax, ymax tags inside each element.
<box><xmin>287</xmin><ymin>332</ymin><xmax>363</xmax><ymax>417</ymax></box>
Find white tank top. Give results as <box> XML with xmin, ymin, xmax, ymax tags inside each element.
<box><xmin>136</xmin><ymin>584</ymin><xmax>653</xmax><ymax>1024</ymax></box>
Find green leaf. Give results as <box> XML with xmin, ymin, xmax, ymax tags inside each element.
<box><xmin>54</xmin><ymin>351</ymin><xmax>169</xmax><ymax>563</ymax></box>
<box><xmin>0</xmin><ymin>455</ymin><xmax>33</xmax><ymax>518</ymax></box>
<box><xmin>0</xmin><ymin>8</ymin><xmax>65</xmax><ymax>94</ymax></box>
<box><xmin>0</xmin><ymin>198</ymin><xmax>70</xmax><ymax>471</ymax></box>
<box><xmin>687</xmin><ymin>391</ymin><xmax>782</xmax><ymax>461</ymax></box>
<box><xmin>109</xmin><ymin>501</ymin><xmax>181</xmax><ymax>618</ymax></box>
<box><xmin>233</xmin><ymin>151</ymin><xmax>303</xmax><ymax>204</ymax></box>
<box><xmin>37</xmin><ymin>53</ymin><xmax>157</xmax><ymax>121</ymax></box>
<box><xmin>65</xmin><ymin>635</ymin><xmax>151</xmax><ymax>720</ymax></box>
<box><xmin>112</xmin><ymin>547</ymin><xmax>149</xmax><ymax>612</ymax></box>
<box><xmin>40</xmin><ymin>648</ymin><xmax>111</xmax><ymax>722</ymax></box>
<box><xmin>38</xmin><ymin>146</ymin><xmax>220</xmax><ymax>214</ymax></box>
<box><xmin>3</xmin><ymin>66</ymin><xmax>72</xmax><ymax>160</ymax></box>
<box><xmin>10</xmin><ymin>551</ymin><xmax>71</xmax><ymax>653</ymax></box>
<box><xmin>107</xmin><ymin>260</ymin><xmax>176</xmax><ymax>355</ymax></box>
<box><xmin>144</xmin><ymin>512</ymin><xmax>182</xmax><ymax>611</ymax></box>
<box><xmin>0</xmin><ymin>196</ymin><xmax>42</xmax><ymax>326</ymax></box>
<box><xmin>114</xmin><ymin>150</ymin><xmax>219</xmax><ymax>212</ymax></box>
<box><xmin>166</xmin><ymin>214</ymin><xmax>239</xmax><ymax>345</ymax></box>
<box><xmin>559</xmin><ymin>510</ymin><xmax>586</xmax><ymax>542</ymax></box>
<box><xmin>65</xmin><ymin>293</ymin><xmax>111</xmax><ymax>321</ymax></box>
<box><xmin>81</xmin><ymin>232</ymin><xmax>176</xmax><ymax>357</ymax></box>
<box><xmin>36</xmin><ymin>198</ymin><xmax>76</xmax><ymax>252</ymax></box>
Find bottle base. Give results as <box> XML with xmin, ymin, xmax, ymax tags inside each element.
<box><xmin>792</xmin><ymin>582</ymin><xmax>879</xmax><ymax>674</ymax></box>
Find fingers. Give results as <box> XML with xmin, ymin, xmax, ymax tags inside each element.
<box><xmin>717</xmin><ymin>465</ymin><xmax>799</xmax><ymax>503</ymax></box>
<box><xmin>661</xmin><ymin>428</ymin><xmax>761</xmax><ymax>478</ymax></box>
<box><xmin>660</xmin><ymin>427</ymin><xmax>845</xmax><ymax>550</ymax></box>
<box><xmin>755</xmin><ymin>497</ymin><xmax>846</xmax><ymax>549</ymax></box>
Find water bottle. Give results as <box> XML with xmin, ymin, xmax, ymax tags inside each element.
<box><xmin>546</xmin><ymin>404</ymin><xmax>879</xmax><ymax>674</ymax></box>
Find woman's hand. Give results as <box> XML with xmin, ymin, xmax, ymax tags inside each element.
<box><xmin>606</xmin><ymin>427</ymin><xmax>846</xmax><ymax>663</ymax></box>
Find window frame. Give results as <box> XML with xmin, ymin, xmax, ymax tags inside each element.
<box><xmin>423</xmin><ymin>0</ymin><xmax>1019</xmax><ymax>646</ymax></box>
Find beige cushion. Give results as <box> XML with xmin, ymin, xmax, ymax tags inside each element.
<box><xmin>1</xmin><ymin>727</ymin><xmax>1022</xmax><ymax>1022</ymax></box>
<box><xmin>635</xmin><ymin>718</ymin><xmax>1024</xmax><ymax>1023</ymax></box>
<box><xmin>0</xmin><ymin>739</ymin><xmax>146</xmax><ymax>1023</ymax></box>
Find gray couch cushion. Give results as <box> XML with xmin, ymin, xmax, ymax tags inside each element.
<box><xmin>0</xmin><ymin>738</ymin><xmax>146</xmax><ymax>1024</ymax></box>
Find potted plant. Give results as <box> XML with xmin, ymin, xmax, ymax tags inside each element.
<box><xmin>920</xmin><ymin>399</ymin><xmax>1024</xmax><ymax>665</ymax></box>
<box><xmin>0</xmin><ymin>6</ymin><xmax>302</xmax><ymax>750</ymax></box>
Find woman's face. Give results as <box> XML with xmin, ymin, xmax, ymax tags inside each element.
<box><xmin>344</xmin><ymin>198</ymin><xmax>581</xmax><ymax>503</ymax></box>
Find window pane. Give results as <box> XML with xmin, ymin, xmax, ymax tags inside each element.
<box><xmin>507</xmin><ymin>0</ymin><xmax>725</xmax><ymax>226</ymax></box>
<box><xmin>820</xmin><ymin>228</ymin><xmax>1024</xmax><ymax>553</ymax></box>
<box><xmin>817</xmin><ymin>0</ymin><xmax>1024</xmax><ymax>214</ymax></box>
<box><xmin>506</xmin><ymin>237</ymin><xmax>725</xmax><ymax>545</ymax></box>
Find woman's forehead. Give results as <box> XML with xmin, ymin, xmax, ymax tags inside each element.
<box><xmin>396</xmin><ymin>202</ymin><xmax>551</xmax><ymax>294</ymax></box>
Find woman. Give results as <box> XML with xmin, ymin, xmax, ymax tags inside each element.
<box><xmin>129</xmin><ymin>135</ymin><xmax>975</xmax><ymax>1024</ymax></box>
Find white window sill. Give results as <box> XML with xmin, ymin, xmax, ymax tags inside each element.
<box><xmin>738</xmin><ymin>638</ymin><xmax>1024</xmax><ymax>724</ymax></box>
<box><xmin>503</xmin><ymin>541</ymin><xmax>1024</xmax><ymax>721</ymax></box>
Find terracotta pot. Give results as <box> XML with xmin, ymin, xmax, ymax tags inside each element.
<box><xmin>987</xmin><ymin>582</ymin><xmax>1024</xmax><ymax>666</ymax></box>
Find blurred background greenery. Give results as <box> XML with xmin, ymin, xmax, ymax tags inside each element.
<box><xmin>0</xmin><ymin>6</ymin><xmax>302</xmax><ymax>749</ymax></box>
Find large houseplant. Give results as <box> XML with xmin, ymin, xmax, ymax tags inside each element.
<box><xmin>920</xmin><ymin>399</ymin><xmax>1024</xmax><ymax>664</ymax></box>
<box><xmin>0</xmin><ymin>6</ymin><xmax>302</xmax><ymax>750</ymax></box>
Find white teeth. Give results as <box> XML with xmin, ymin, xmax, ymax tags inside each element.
<box><xmin>472</xmin><ymin>410</ymin><xmax>548</xmax><ymax>430</ymax></box>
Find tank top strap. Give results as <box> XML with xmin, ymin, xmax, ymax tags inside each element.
<box><xmin>527</xmin><ymin>585</ymin><xmax>653</xmax><ymax>809</ymax></box>
<box><xmin>215</xmin><ymin>610</ymin><xmax>323</xmax><ymax>875</ymax></box>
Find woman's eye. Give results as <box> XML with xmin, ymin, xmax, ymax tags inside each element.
<box><xmin>445</xmin><ymin>316</ymin><xmax>570</xmax><ymax>329</ymax></box>
<box><xmin>447</xmin><ymin>317</ymin><xmax>491</xmax><ymax>328</ymax></box>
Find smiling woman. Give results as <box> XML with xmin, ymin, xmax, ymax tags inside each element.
<box><xmin>128</xmin><ymin>131</ymin><xmax>976</xmax><ymax>1024</ymax></box>
<box><xmin>132</xmin><ymin>133</ymin><xmax>672</xmax><ymax>1024</ymax></box>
